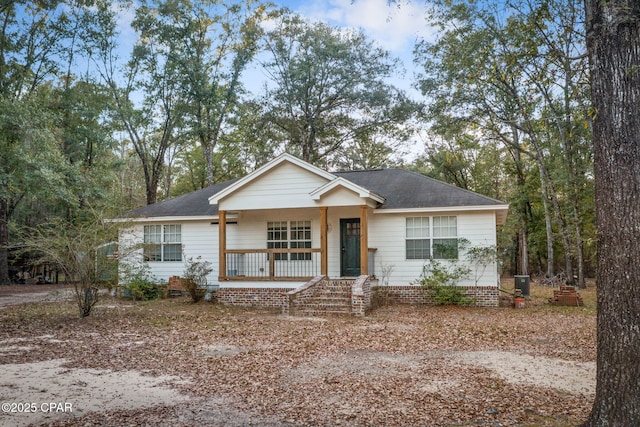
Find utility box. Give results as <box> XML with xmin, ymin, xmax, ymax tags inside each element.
<box><xmin>514</xmin><ymin>275</ymin><xmax>531</xmax><ymax>298</ymax></box>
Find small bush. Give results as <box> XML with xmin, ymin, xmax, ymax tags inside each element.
<box><xmin>127</xmin><ymin>279</ymin><xmax>163</xmax><ymax>301</ymax></box>
<box><xmin>412</xmin><ymin>259</ymin><xmax>473</xmax><ymax>306</ymax></box>
<box><xmin>183</xmin><ymin>256</ymin><xmax>213</xmax><ymax>302</ymax></box>
<box><xmin>371</xmin><ymin>263</ymin><xmax>394</xmax><ymax>308</ymax></box>
<box><xmin>427</xmin><ymin>284</ymin><xmax>473</xmax><ymax>306</ymax></box>
<box><xmin>120</xmin><ymin>262</ymin><xmax>162</xmax><ymax>301</ymax></box>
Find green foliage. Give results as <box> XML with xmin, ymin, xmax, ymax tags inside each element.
<box><xmin>121</xmin><ymin>262</ymin><xmax>163</xmax><ymax>301</ymax></box>
<box><xmin>182</xmin><ymin>256</ymin><xmax>213</xmax><ymax>303</ymax></box>
<box><xmin>261</xmin><ymin>12</ymin><xmax>422</xmax><ymax>169</ymax></box>
<box><xmin>413</xmin><ymin>259</ymin><xmax>471</xmax><ymax>289</ymax></box>
<box><xmin>127</xmin><ymin>279</ymin><xmax>163</xmax><ymax>301</ymax></box>
<box><xmin>429</xmin><ymin>284</ymin><xmax>473</xmax><ymax>306</ymax></box>
<box><xmin>415</xmin><ymin>260</ymin><xmax>473</xmax><ymax>306</ymax></box>
<box><xmin>416</xmin><ymin>0</ymin><xmax>593</xmax><ymax>282</ymax></box>
<box><xmin>412</xmin><ymin>257</ymin><xmax>472</xmax><ymax>306</ymax></box>
<box><xmin>411</xmin><ymin>239</ymin><xmax>497</xmax><ymax>306</ymax></box>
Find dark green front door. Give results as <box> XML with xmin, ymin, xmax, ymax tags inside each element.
<box><xmin>340</xmin><ymin>218</ymin><xmax>361</xmax><ymax>277</ymax></box>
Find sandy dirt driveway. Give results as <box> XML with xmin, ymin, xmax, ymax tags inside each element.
<box><xmin>0</xmin><ymin>284</ymin><xmax>75</xmax><ymax>308</ymax></box>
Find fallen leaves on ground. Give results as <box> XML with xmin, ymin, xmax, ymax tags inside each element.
<box><xmin>0</xmin><ymin>282</ymin><xmax>596</xmax><ymax>426</ymax></box>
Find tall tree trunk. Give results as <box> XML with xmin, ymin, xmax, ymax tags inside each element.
<box><xmin>511</xmin><ymin>126</ymin><xmax>532</xmax><ymax>276</ymax></box>
<box><xmin>0</xmin><ymin>198</ymin><xmax>9</xmax><ymax>285</ymax></box>
<box><xmin>583</xmin><ymin>0</ymin><xmax>640</xmax><ymax>424</ymax></box>
<box><xmin>518</xmin><ymin>226</ymin><xmax>528</xmax><ymax>276</ymax></box>
<box><xmin>538</xmin><ymin>166</ymin><xmax>555</xmax><ymax>277</ymax></box>
<box><xmin>572</xmin><ymin>201</ymin><xmax>586</xmax><ymax>288</ymax></box>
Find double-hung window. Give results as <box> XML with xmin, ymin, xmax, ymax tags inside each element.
<box><xmin>267</xmin><ymin>220</ymin><xmax>312</xmax><ymax>261</ymax></box>
<box><xmin>406</xmin><ymin>217</ymin><xmax>431</xmax><ymax>259</ymax></box>
<box><xmin>143</xmin><ymin>224</ymin><xmax>182</xmax><ymax>262</ymax></box>
<box><xmin>267</xmin><ymin>221</ymin><xmax>288</xmax><ymax>260</ymax></box>
<box><xmin>406</xmin><ymin>216</ymin><xmax>458</xmax><ymax>260</ymax></box>
<box><xmin>290</xmin><ymin>220</ymin><xmax>312</xmax><ymax>260</ymax></box>
<box><xmin>432</xmin><ymin>216</ymin><xmax>458</xmax><ymax>259</ymax></box>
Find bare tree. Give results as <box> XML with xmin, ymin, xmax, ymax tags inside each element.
<box><xmin>22</xmin><ymin>212</ymin><xmax>120</xmax><ymax>317</ymax></box>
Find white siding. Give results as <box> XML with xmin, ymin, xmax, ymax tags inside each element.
<box><xmin>316</xmin><ymin>187</ymin><xmax>373</xmax><ymax>207</ymax></box>
<box><xmin>118</xmin><ymin>209</ymin><xmax>500</xmax><ymax>289</ymax></box>
<box><xmin>118</xmin><ymin>221</ymin><xmax>218</xmax><ymax>284</ymax></box>
<box><xmin>219</xmin><ymin>162</ymin><xmax>330</xmax><ymax>211</ymax></box>
<box><xmin>368</xmin><ymin>211</ymin><xmax>499</xmax><ymax>287</ymax></box>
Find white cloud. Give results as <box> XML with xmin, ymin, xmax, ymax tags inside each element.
<box><xmin>295</xmin><ymin>0</ymin><xmax>437</xmax><ymax>53</ymax></box>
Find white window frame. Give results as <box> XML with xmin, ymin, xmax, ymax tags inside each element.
<box><xmin>267</xmin><ymin>221</ymin><xmax>288</xmax><ymax>261</ymax></box>
<box><xmin>267</xmin><ymin>220</ymin><xmax>312</xmax><ymax>261</ymax></box>
<box><xmin>143</xmin><ymin>224</ymin><xmax>182</xmax><ymax>262</ymax></box>
<box><xmin>406</xmin><ymin>216</ymin><xmax>458</xmax><ymax>260</ymax></box>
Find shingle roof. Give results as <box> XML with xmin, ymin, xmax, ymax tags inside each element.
<box><xmin>334</xmin><ymin>169</ymin><xmax>505</xmax><ymax>209</ymax></box>
<box><xmin>123</xmin><ymin>178</ymin><xmax>239</xmax><ymax>218</ymax></box>
<box><xmin>123</xmin><ymin>169</ymin><xmax>504</xmax><ymax>218</ymax></box>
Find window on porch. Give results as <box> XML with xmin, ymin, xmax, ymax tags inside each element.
<box><xmin>267</xmin><ymin>220</ymin><xmax>311</xmax><ymax>261</ymax></box>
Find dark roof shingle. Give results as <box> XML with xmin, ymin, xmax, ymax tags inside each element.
<box><xmin>123</xmin><ymin>178</ymin><xmax>238</xmax><ymax>218</ymax></box>
<box><xmin>334</xmin><ymin>169</ymin><xmax>504</xmax><ymax>209</ymax></box>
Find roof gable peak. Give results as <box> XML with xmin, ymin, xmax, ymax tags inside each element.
<box><xmin>209</xmin><ymin>153</ymin><xmax>336</xmax><ymax>205</ymax></box>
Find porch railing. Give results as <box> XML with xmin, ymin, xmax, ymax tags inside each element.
<box><xmin>224</xmin><ymin>248</ymin><xmax>321</xmax><ymax>280</ymax></box>
<box><xmin>223</xmin><ymin>247</ymin><xmax>378</xmax><ymax>280</ymax></box>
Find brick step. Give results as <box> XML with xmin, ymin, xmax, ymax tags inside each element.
<box><xmin>308</xmin><ymin>294</ymin><xmax>351</xmax><ymax>302</ymax></box>
<box><xmin>313</xmin><ymin>287</ymin><xmax>351</xmax><ymax>294</ymax></box>
<box><xmin>305</xmin><ymin>295</ymin><xmax>351</xmax><ymax>302</ymax></box>
<box><xmin>294</xmin><ymin>307</ymin><xmax>352</xmax><ymax>316</ymax></box>
<box><xmin>548</xmin><ymin>287</ymin><xmax>584</xmax><ymax>306</ymax></box>
<box><xmin>295</xmin><ymin>302</ymin><xmax>351</xmax><ymax>310</ymax></box>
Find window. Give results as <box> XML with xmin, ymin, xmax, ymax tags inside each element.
<box><xmin>267</xmin><ymin>221</ymin><xmax>288</xmax><ymax>260</ymax></box>
<box><xmin>433</xmin><ymin>216</ymin><xmax>458</xmax><ymax>259</ymax></box>
<box><xmin>406</xmin><ymin>216</ymin><xmax>458</xmax><ymax>260</ymax></box>
<box><xmin>267</xmin><ymin>220</ymin><xmax>312</xmax><ymax>261</ymax></box>
<box><xmin>290</xmin><ymin>220</ymin><xmax>312</xmax><ymax>260</ymax></box>
<box><xmin>406</xmin><ymin>216</ymin><xmax>430</xmax><ymax>259</ymax></box>
<box><xmin>144</xmin><ymin>225</ymin><xmax>182</xmax><ymax>262</ymax></box>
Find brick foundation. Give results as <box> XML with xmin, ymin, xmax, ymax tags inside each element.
<box><xmin>373</xmin><ymin>285</ymin><xmax>499</xmax><ymax>307</ymax></box>
<box><xmin>215</xmin><ymin>282</ymin><xmax>498</xmax><ymax>312</ymax></box>
<box><xmin>217</xmin><ymin>287</ymin><xmax>291</xmax><ymax>309</ymax></box>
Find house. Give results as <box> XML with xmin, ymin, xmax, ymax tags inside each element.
<box><xmin>116</xmin><ymin>153</ymin><xmax>509</xmax><ymax>314</ymax></box>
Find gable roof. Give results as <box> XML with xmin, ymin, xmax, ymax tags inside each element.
<box><xmin>121</xmin><ymin>160</ymin><xmax>507</xmax><ymax>220</ymax></box>
<box><xmin>209</xmin><ymin>153</ymin><xmax>335</xmax><ymax>205</ymax></box>
<box><xmin>309</xmin><ymin>176</ymin><xmax>386</xmax><ymax>204</ymax></box>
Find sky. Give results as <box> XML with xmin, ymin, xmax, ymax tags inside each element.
<box><xmin>113</xmin><ymin>0</ymin><xmax>437</xmax><ymax>98</ymax></box>
<box><xmin>255</xmin><ymin>0</ymin><xmax>436</xmax><ymax>96</ymax></box>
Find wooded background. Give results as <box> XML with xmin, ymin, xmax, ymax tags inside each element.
<box><xmin>0</xmin><ymin>0</ymin><xmax>592</xmax><ymax>285</ymax></box>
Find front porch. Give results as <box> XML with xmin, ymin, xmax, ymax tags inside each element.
<box><xmin>217</xmin><ymin>206</ymin><xmax>377</xmax><ymax>282</ymax></box>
